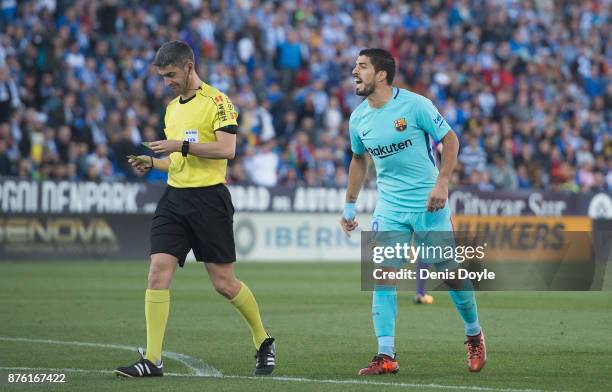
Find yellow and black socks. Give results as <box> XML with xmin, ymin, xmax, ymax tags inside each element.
<box><xmin>144</xmin><ymin>289</ymin><xmax>170</xmax><ymax>363</ymax></box>
<box><xmin>229</xmin><ymin>282</ymin><xmax>268</xmax><ymax>349</ymax></box>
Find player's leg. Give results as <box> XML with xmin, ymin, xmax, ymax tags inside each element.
<box><xmin>362</xmin><ymin>277</ymin><xmax>399</xmax><ymax>375</ymax></box>
<box><xmin>359</xmin><ymin>215</ymin><xmax>404</xmax><ymax>375</ymax></box>
<box><xmin>440</xmin><ymin>270</ymin><xmax>486</xmax><ymax>372</ymax></box>
<box><xmin>441</xmin><ymin>272</ymin><xmax>482</xmax><ymax>341</ymax></box>
<box><xmin>419</xmin><ymin>206</ymin><xmax>485</xmax><ymax>371</ymax></box>
<box><xmin>416</xmin><ymin>206</ymin><xmax>482</xmax><ymax>335</ymax></box>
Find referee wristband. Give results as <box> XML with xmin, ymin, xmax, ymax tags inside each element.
<box><xmin>343</xmin><ymin>202</ymin><xmax>356</xmax><ymax>221</ymax></box>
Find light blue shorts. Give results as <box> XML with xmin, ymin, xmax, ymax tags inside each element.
<box><xmin>370</xmin><ymin>204</ymin><xmax>457</xmax><ymax>270</ymax></box>
<box><xmin>372</xmin><ymin>204</ymin><xmax>453</xmax><ymax>232</ymax></box>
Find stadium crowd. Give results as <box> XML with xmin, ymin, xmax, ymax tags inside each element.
<box><xmin>0</xmin><ymin>0</ymin><xmax>610</xmax><ymax>193</ymax></box>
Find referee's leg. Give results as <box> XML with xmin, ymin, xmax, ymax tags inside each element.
<box><xmin>205</xmin><ymin>262</ymin><xmax>269</xmax><ymax>346</ymax></box>
<box><xmin>149</xmin><ymin>253</ymin><xmax>178</xmax><ymax>289</ymax></box>
<box><xmin>113</xmin><ymin>253</ymin><xmax>176</xmax><ymax>377</ymax></box>
<box><xmin>143</xmin><ymin>253</ymin><xmax>177</xmax><ymax>364</ymax></box>
<box><xmin>204</xmin><ymin>262</ymin><xmax>241</xmax><ymax>299</ymax></box>
<box><xmin>205</xmin><ymin>262</ymin><xmax>276</xmax><ymax>374</ymax></box>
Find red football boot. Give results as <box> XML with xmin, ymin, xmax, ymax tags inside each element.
<box><xmin>465</xmin><ymin>331</ymin><xmax>487</xmax><ymax>372</ymax></box>
<box><xmin>358</xmin><ymin>354</ymin><xmax>399</xmax><ymax>375</ymax></box>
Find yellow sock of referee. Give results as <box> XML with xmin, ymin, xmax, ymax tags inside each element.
<box><xmin>144</xmin><ymin>289</ymin><xmax>170</xmax><ymax>363</ymax></box>
<box><xmin>230</xmin><ymin>282</ymin><xmax>268</xmax><ymax>348</ymax></box>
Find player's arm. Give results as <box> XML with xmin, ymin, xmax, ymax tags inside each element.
<box><xmin>416</xmin><ymin>97</ymin><xmax>458</xmax><ymax>212</ymax></box>
<box><xmin>346</xmin><ymin>153</ymin><xmax>369</xmax><ymax>203</ymax></box>
<box><xmin>341</xmin><ymin>116</ymin><xmax>369</xmax><ymax>236</ymax></box>
<box><xmin>436</xmin><ymin>130</ymin><xmax>459</xmax><ymax>185</ymax></box>
<box><xmin>341</xmin><ymin>153</ymin><xmax>369</xmax><ymax>236</ymax></box>
<box><xmin>427</xmin><ymin>130</ymin><xmax>459</xmax><ymax>211</ymax></box>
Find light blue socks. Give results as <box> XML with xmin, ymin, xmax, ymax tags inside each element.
<box><xmin>448</xmin><ymin>279</ymin><xmax>481</xmax><ymax>336</ymax></box>
<box><xmin>372</xmin><ymin>286</ymin><xmax>397</xmax><ymax>357</ymax></box>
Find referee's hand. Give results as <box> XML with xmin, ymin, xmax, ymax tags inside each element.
<box><xmin>149</xmin><ymin>140</ymin><xmax>182</xmax><ymax>154</ymax></box>
<box><xmin>128</xmin><ymin>155</ymin><xmax>153</xmax><ymax>174</ymax></box>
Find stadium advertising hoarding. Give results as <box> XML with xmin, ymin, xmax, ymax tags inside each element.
<box><xmin>0</xmin><ymin>179</ymin><xmax>610</xmax><ymax>262</ymax></box>
<box><xmin>0</xmin><ymin>214</ymin><xmax>151</xmax><ymax>260</ymax></box>
<box><xmin>0</xmin><ymin>211</ymin><xmax>607</xmax><ymax>264</ymax></box>
<box><xmin>1</xmin><ymin>179</ymin><xmax>611</xmax><ymax>217</ymax></box>
<box><xmin>231</xmin><ymin>213</ymin><xmax>369</xmax><ymax>261</ymax></box>
<box><xmin>231</xmin><ymin>215</ymin><xmax>607</xmax><ymax>267</ymax></box>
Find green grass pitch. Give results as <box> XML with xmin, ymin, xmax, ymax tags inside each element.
<box><xmin>0</xmin><ymin>261</ymin><xmax>611</xmax><ymax>392</ymax></box>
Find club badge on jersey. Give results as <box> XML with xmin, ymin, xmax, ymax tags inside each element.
<box><xmin>394</xmin><ymin>118</ymin><xmax>407</xmax><ymax>132</ymax></box>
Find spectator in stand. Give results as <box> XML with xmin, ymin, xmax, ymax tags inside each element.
<box><xmin>0</xmin><ymin>64</ymin><xmax>19</xmax><ymax>123</ymax></box>
<box><xmin>459</xmin><ymin>134</ymin><xmax>487</xmax><ymax>175</ymax></box>
<box><xmin>0</xmin><ymin>138</ymin><xmax>11</xmax><ymax>175</ymax></box>
<box><xmin>488</xmin><ymin>154</ymin><xmax>518</xmax><ymax>190</ymax></box>
<box><xmin>516</xmin><ymin>164</ymin><xmax>531</xmax><ymax>190</ymax></box>
<box><xmin>277</xmin><ymin>30</ymin><xmax>303</xmax><ymax>93</ymax></box>
<box><xmin>245</xmin><ymin>141</ymin><xmax>279</xmax><ymax>187</ymax></box>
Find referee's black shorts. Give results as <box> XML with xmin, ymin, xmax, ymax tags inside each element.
<box><xmin>150</xmin><ymin>183</ymin><xmax>236</xmax><ymax>266</ymax></box>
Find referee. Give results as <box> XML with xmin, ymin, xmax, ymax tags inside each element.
<box><xmin>114</xmin><ymin>41</ymin><xmax>275</xmax><ymax>378</ymax></box>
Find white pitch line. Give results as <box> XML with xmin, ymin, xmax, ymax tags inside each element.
<box><xmin>224</xmin><ymin>375</ymin><xmax>551</xmax><ymax>392</ymax></box>
<box><xmin>0</xmin><ymin>336</ymin><xmax>221</xmax><ymax>377</ymax></box>
<box><xmin>0</xmin><ymin>338</ymin><xmax>553</xmax><ymax>392</ymax></box>
<box><xmin>0</xmin><ymin>366</ymin><xmax>552</xmax><ymax>392</ymax></box>
<box><xmin>0</xmin><ymin>366</ymin><xmax>201</xmax><ymax>378</ymax></box>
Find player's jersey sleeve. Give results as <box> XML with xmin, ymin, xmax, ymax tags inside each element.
<box><xmin>415</xmin><ymin>98</ymin><xmax>451</xmax><ymax>142</ymax></box>
<box><xmin>349</xmin><ymin>114</ymin><xmax>366</xmax><ymax>155</ymax></box>
<box><xmin>209</xmin><ymin>93</ymin><xmax>239</xmax><ymax>130</ymax></box>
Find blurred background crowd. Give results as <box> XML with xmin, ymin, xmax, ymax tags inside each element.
<box><xmin>0</xmin><ymin>0</ymin><xmax>610</xmax><ymax>192</ymax></box>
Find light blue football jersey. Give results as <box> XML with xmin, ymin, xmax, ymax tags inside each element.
<box><xmin>349</xmin><ymin>87</ymin><xmax>452</xmax><ymax>213</ymax></box>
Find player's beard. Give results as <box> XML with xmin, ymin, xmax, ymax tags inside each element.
<box><xmin>356</xmin><ymin>81</ymin><xmax>376</xmax><ymax>97</ymax></box>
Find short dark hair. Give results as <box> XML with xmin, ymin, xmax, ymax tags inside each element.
<box><xmin>152</xmin><ymin>40</ymin><xmax>195</xmax><ymax>68</ymax></box>
<box><xmin>359</xmin><ymin>48</ymin><xmax>395</xmax><ymax>85</ymax></box>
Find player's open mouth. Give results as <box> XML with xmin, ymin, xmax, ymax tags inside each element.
<box><xmin>354</xmin><ymin>78</ymin><xmax>362</xmax><ymax>85</ymax></box>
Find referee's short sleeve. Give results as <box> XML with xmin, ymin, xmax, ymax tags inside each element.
<box><xmin>416</xmin><ymin>98</ymin><xmax>451</xmax><ymax>142</ymax></box>
<box><xmin>215</xmin><ymin>125</ymin><xmax>238</xmax><ymax>134</ymax></box>
<box><xmin>349</xmin><ymin>115</ymin><xmax>366</xmax><ymax>155</ymax></box>
<box><xmin>211</xmin><ymin>93</ymin><xmax>239</xmax><ymax>130</ymax></box>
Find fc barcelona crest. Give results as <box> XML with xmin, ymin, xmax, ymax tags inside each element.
<box><xmin>394</xmin><ymin>118</ymin><xmax>407</xmax><ymax>131</ymax></box>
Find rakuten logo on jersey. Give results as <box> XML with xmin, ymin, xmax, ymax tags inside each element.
<box><xmin>367</xmin><ymin>138</ymin><xmax>413</xmax><ymax>158</ymax></box>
